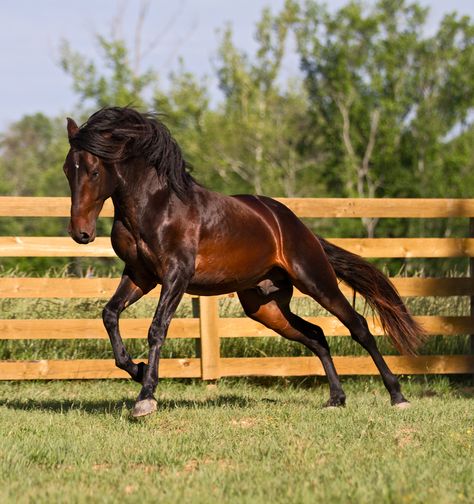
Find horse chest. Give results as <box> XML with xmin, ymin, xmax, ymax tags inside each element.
<box><xmin>111</xmin><ymin>225</ymin><xmax>163</xmax><ymax>275</ymax></box>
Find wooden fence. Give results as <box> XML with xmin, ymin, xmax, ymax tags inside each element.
<box><xmin>0</xmin><ymin>197</ymin><xmax>473</xmax><ymax>380</ymax></box>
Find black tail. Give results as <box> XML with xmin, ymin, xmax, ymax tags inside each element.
<box><xmin>318</xmin><ymin>236</ymin><xmax>426</xmax><ymax>355</ymax></box>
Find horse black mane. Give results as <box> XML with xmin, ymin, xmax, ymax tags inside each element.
<box><xmin>69</xmin><ymin>107</ymin><xmax>196</xmax><ymax>199</ymax></box>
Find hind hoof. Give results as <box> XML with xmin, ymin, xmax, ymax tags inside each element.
<box><xmin>131</xmin><ymin>398</ymin><xmax>157</xmax><ymax>418</ymax></box>
<box><xmin>394</xmin><ymin>401</ymin><xmax>411</xmax><ymax>410</ymax></box>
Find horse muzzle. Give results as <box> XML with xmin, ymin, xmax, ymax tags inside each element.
<box><xmin>68</xmin><ymin>220</ymin><xmax>96</xmax><ymax>244</ymax></box>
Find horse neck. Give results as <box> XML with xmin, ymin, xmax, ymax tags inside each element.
<box><xmin>111</xmin><ymin>159</ymin><xmax>172</xmax><ymax>229</ymax></box>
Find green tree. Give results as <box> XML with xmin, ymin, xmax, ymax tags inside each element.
<box><xmin>58</xmin><ymin>1</ymin><xmax>161</xmax><ymax>112</ymax></box>
<box><xmin>152</xmin><ymin>65</ymin><xmax>222</xmax><ymax>189</ymax></box>
<box><xmin>0</xmin><ymin>113</ymin><xmax>68</xmax><ymax>197</ymax></box>
<box><xmin>0</xmin><ymin>114</ymin><xmax>71</xmax><ymax>272</ymax></box>
<box><xmin>291</xmin><ymin>0</ymin><xmax>474</xmax><ymax>236</ymax></box>
<box><xmin>209</xmin><ymin>4</ymin><xmax>319</xmax><ymax>197</ymax></box>
<box><xmin>59</xmin><ymin>36</ymin><xmax>156</xmax><ymax>112</ymax></box>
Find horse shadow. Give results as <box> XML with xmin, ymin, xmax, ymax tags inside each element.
<box><xmin>0</xmin><ymin>393</ymin><xmax>275</xmax><ymax>416</ymax></box>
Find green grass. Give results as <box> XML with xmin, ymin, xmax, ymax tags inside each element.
<box><xmin>0</xmin><ymin>378</ymin><xmax>473</xmax><ymax>503</ymax></box>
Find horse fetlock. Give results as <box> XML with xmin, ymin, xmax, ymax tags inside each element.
<box><xmin>131</xmin><ymin>361</ymin><xmax>148</xmax><ymax>383</ymax></box>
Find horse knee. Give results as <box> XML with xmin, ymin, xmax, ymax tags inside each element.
<box><xmin>102</xmin><ymin>304</ymin><xmax>116</xmax><ymax>328</ymax></box>
<box><xmin>103</xmin><ymin>301</ymin><xmax>123</xmax><ymax>330</ymax></box>
<box><xmin>147</xmin><ymin>321</ymin><xmax>167</xmax><ymax>348</ymax></box>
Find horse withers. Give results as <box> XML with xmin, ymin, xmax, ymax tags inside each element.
<box><xmin>63</xmin><ymin>107</ymin><xmax>425</xmax><ymax>418</ymax></box>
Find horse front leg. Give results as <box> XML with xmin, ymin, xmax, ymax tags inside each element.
<box><xmin>102</xmin><ymin>268</ymin><xmax>156</xmax><ymax>383</ymax></box>
<box><xmin>132</xmin><ymin>263</ymin><xmax>191</xmax><ymax>418</ymax></box>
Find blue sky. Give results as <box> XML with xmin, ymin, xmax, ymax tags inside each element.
<box><xmin>1</xmin><ymin>0</ymin><xmax>473</xmax><ymax>128</ymax></box>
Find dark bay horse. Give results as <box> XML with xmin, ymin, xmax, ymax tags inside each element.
<box><xmin>64</xmin><ymin>107</ymin><xmax>425</xmax><ymax>418</ymax></box>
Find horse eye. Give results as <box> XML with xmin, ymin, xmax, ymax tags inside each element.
<box><xmin>91</xmin><ymin>170</ymin><xmax>100</xmax><ymax>179</ymax></box>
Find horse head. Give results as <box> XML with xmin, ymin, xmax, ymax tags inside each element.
<box><xmin>63</xmin><ymin>117</ymin><xmax>117</xmax><ymax>244</ymax></box>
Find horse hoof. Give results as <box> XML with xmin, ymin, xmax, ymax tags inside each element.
<box><xmin>323</xmin><ymin>397</ymin><xmax>346</xmax><ymax>409</ymax></box>
<box><xmin>131</xmin><ymin>398</ymin><xmax>157</xmax><ymax>418</ymax></box>
<box><xmin>394</xmin><ymin>401</ymin><xmax>411</xmax><ymax>409</ymax></box>
<box><xmin>323</xmin><ymin>401</ymin><xmax>345</xmax><ymax>409</ymax></box>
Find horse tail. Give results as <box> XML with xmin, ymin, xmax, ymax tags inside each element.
<box><xmin>317</xmin><ymin>235</ymin><xmax>427</xmax><ymax>355</ymax></box>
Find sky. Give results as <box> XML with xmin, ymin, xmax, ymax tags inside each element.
<box><xmin>1</xmin><ymin>0</ymin><xmax>473</xmax><ymax>129</ymax></box>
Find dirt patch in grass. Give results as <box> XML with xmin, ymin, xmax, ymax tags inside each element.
<box><xmin>230</xmin><ymin>417</ymin><xmax>258</xmax><ymax>428</ymax></box>
<box><xmin>395</xmin><ymin>427</ymin><xmax>418</xmax><ymax>448</ymax></box>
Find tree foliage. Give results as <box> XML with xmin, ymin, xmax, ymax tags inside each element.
<box><xmin>1</xmin><ymin>0</ymin><xmax>473</xmax><ymax>273</ymax></box>
<box><xmin>53</xmin><ymin>0</ymin><xmax>474</xmax><ymax>209</ymax></box>
<box><xmin>292</xmin><ymin>0</ymin><xmax>474</xmax><ymax>234</ymax></box>
<box><xmin>0</xmin><ymin>113</ymin><xmax>68</xmax><ymax>197</ymax></box>
<box><xmin>59</xmin><ymin>36</ymin><xmax>156</xmax><ymax>111</ymax></box>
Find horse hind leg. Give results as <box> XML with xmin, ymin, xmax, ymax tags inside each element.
<box><xmin>290</xmin><ymin>262</ymin><xmax>409</xmax><ymax>407</ymax></box>
<box><xmin>336</xmin><ymin>304</ymin><xmax>409</xmax><ymax>406</ymax></box>
<box><xmin>238</xmin><ymin>280</ymin><xmax>346</xmax><ymax>407</ymax></box>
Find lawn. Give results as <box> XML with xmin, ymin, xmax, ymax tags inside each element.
<box><xmin>0</xmin><ymin>377</ymin><xmax>473</xmax><ymax>503</ymax></box>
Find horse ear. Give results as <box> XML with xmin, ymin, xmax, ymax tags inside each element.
<box><xmin>66</xmin><ymin>117</ymin><xmax>79</xmax><ymax>140</ymax></box>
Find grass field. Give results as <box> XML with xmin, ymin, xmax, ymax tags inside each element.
<box><xmin>0</xmin><ymin>377</ymin><xmax>473</xmax><ymax>503</ymax></box>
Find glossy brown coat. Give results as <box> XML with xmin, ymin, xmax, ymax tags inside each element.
<box><xmin>64</xmin><ymin>107</ymin><xmax>424</xmax><ymax>417</ymax></box>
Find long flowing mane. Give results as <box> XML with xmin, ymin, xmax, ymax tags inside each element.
<box><xmin>69</xmin><ymin>107</ymin><xmax>195</xmax><ymax>199</ymax></box>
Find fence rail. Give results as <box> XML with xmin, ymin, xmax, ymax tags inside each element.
<box><xmin>0</xmin><ymin>196</ymin><xmax>473</xmax><ymax>380</ymax></box>
<box><xmin>2</xmin><ymin>197</ymin><xmax>474</xmax><ymax>218</ymax></box>
<box><xmin>1</xmin><ymin>237</ymin><xmax>474</xmax><ymax>258</ymax></box>
<box><xmin>0</xmin><ymin>277</ymin><xmax>472</xmax><ymax>298</ymax></box>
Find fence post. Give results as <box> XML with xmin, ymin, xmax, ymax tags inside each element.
<box><xmin>198</xmin><ymin>296</ymin><xmax>220</xmax><ymax>380</ymax></box>
<box><xmin>470</xmin><ymin>218</ymin><xmax>474</xmax><ymax>359</ymax></box>
<box><xmin>192</xmin><ymin>297</ymin><xmax>201</xmax><ymax>359</ymax></box>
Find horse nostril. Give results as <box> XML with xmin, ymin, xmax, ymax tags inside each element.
<box><xmin>79</xmin><ymin>231</ymin><xmax>90</xmax><ymax>243</ymax></box>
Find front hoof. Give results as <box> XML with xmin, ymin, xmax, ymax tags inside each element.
<box><xmin>131</xmin><ymin>398</ymin><xmax>157</xmax><ymax>418</ymax></box>
<box><xmin>394</xmin><ymin>401</ymin><xmax>411</xmax><ymax>410</ymax></box>
<box><xmin>323</xmin><ymin>397</ymin><xmax>346</xmax><ymax>409</ymax></box>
